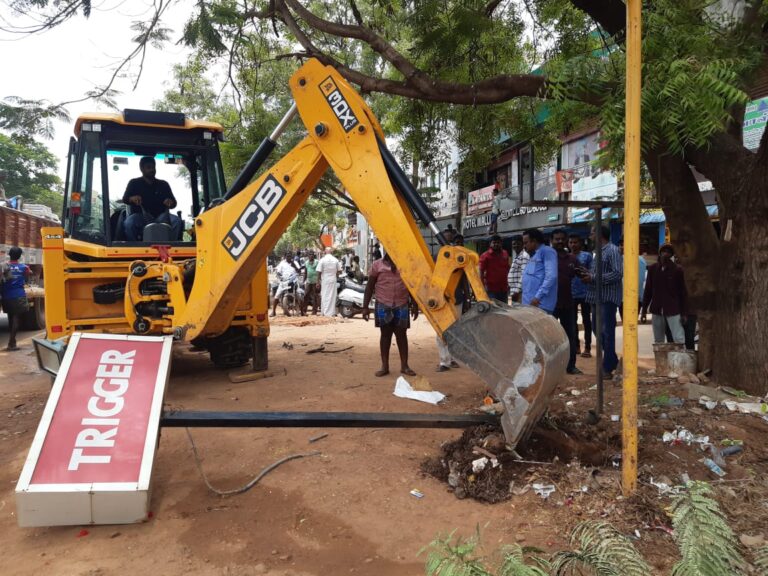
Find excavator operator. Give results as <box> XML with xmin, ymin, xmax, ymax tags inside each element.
<box><xmin>122</xmin><ymin>156</ymin><xmax>182</xmax><ymax>241</ymax></box>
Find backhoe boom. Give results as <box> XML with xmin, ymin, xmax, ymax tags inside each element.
<box><xmin>170</xmin><ymin>59</ymin><xmax>569</xmax><ymax>448</ymax></box>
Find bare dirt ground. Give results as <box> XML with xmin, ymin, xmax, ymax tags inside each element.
<box><xmin>1</xmin><ymin>315</ymin><xmax>767</xmax><ymax>575</ymax></box>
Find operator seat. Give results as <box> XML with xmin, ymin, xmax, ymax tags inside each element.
<box><xmin>142</xmin><ymin>221</ymin><xmax>174</xmax><ymax>242</ymax></box>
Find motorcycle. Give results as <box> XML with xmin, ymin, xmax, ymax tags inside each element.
<box><xmin>276</xmin><ymin>277</ymin><xmax>305</xmax><ymax>316</ymax></box>
<box><xmin>337</xmin><ymin>275</ymin><xmax>370</xmax><ymax>318</ymax></box>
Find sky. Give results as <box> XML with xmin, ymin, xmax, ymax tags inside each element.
<box><xmin>0</xmin><ymin>0</ymin><xmax>194</xmax><ymax>178</ymax></box>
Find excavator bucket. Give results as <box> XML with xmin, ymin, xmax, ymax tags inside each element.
<box><xmin>443</xmin><ymin>301</ymin><xmax>569</xmax><ymax>449</ymax></box>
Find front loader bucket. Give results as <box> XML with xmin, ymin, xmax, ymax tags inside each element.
<box><xmin>444</xmin><ymin>302</ymin><xmax>569</xmax><ymax>449</ymax></box>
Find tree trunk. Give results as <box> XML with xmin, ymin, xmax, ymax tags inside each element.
<box><xmin>645</xmin><ymin>149</ymin><xmax>720</xmax><ymax>370</ymax></box>
<box><xmin>709</xmin><ymin>165</ymin><xmax>768</xmax><ymax>395</ymax></box>
<box><xmin>646</xmin><ymin>147</ymin><xmax>768</xmax><ymax>395</ymax></box>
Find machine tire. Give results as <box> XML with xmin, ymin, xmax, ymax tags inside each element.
<box><xmin>20</xmin><ymin>297</ymin><xmax>45</xmax><ymax>331</ymax></box>
<box><xmin>339</xmin><ymin>301</ymin><xmax>356</xmax><ymax>318</ymax></box>
<box><xmin>207</xmin><ymin>327</ymin><xmax>252</xmax><ymax>369</ymax></box>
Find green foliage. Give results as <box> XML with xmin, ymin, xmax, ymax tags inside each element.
<box><xmin>551</xmin><ymin>521</ymin><xmax>651</xmax><ymax>576</ymax></box>
<box><xmin>424</xmin><ymin>483</ymin><xmax>758</xmax><ymax>576</ymax></box>
<box><xmin>755</xmin><ymin>546</ymin><xmax>768</xmax><ymax>576</ymax></box>
<box><xmin>670</xmin><ymin>481</ymin><xmax>746</xmax><ymax>576</ymax></box>
<box><xmin>422</xmin><ymin>529</ymin><xmax>494</xmax><ymax>576</ymax></box>
<box><xmin>0</xmin><ymin>133</ymin><xmax>62</xmax><ymax>213</ymax></box>
<box><xmin>274</xmin><ymin>195</ymin><xmax>345</xmax><ymax>254</ymax></box>
<box><xmin>422</xmin><ymin>529</ymin><xmax>552</xmax><ymax>576</ymax></box>
<box><xmin>0</xmin><ymin>96</ymin><xmax>70</xmax><ymax>140</ymax></box>
<box><xmin>498</xmin><ymin>546</ymin><xmax>550</xmax><ymax>576</ymax></box>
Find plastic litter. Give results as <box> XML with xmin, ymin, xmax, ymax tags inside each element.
<box><xmin>410</xmin><ymin>489</ymin><xmax>425</xmax><ymax>498</ymax></box>
<box><xmin>662</xmin><ymin>428</ymin><xmax>710</xmax><ymax>447</ymax></box>
<box><xmin>701</xmin><ymin>458</ymin><xmax>726</xmax><ymax>477</ymax></box>
<box><xmin>698</xmin><ymin>396</ymin><xmax>717</xmax><ymax>410</ymax></box>
<box><xmin>472</xmin><ymin>457</ymin><xmax>489</xmax><ymax>473</ymax></box>
<box><xmin>393</xmin><ymin>376</ymin><xmax>445</xmax><ymax>405</ymax></box>
<box><xmin>532</xmin><ymin>483</ymin><xmax>556</xmax><ymax>499</ymax></box>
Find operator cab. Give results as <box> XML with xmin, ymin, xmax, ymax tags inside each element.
<box><xmin>63</xmin><ymin>109</ymin><xmax>226</xmax><ymax>246</ymax></box>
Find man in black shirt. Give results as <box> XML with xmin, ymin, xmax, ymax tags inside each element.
<box><xmin>122</xmin><ymin>156</ymin><xmax>182</xmax><ymax>241</ymax></box>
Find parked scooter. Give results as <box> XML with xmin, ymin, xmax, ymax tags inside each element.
<box><xmin>337</xmin><ymin>275</ymin><xmax>370</xmax><ymax>318</ymax></box>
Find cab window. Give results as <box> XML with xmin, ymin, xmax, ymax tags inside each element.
<box><xmin>70</xmin><ymin>131</ymin><xmax>106</xmax><ymax>243</ymax></box>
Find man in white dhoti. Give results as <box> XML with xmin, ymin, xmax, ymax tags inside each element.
<box><xmin>317</xmin><ymin>247</ymin><xmax>341</xmax><ymax>317</ymax></box>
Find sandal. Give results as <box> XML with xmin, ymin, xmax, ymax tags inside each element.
<box><xmin>401</xmin><ymin>368</ymin><xmax>417</xmax><ymax>376</ymax></box>
<box><xmin>375</xmin><ymin>369</ymin><xmax>389</xmax><ymax>377</ymax></box>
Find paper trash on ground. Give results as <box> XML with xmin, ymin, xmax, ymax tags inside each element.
<box><xmin>723</xmin><ymin>400</ymin><xmax>767</xmax><ymax>415</ymax></box>
<box><xmin>394</xmin><ymin>376</ymin><xmax>446</xmax><ymax>405</ymax></box>
<box><xmin>532</xmin><ymin>483</ymin><xmax>556</xmax><ymax>499</ymax></box>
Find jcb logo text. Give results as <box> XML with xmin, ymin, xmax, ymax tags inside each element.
<box><xmin>222</xmin><ymin>175</ymin><xmax>285</xmax><ymax>260</ymax></box>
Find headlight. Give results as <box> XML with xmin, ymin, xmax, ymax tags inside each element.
<box><xmin>32</xmin><ymin>338</ymin><xmax>67</xmax><ymax>377</ymax></box>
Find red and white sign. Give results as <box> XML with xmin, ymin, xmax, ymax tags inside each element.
<box><xmin>467</xmin><ymin>184</ymin><xmax>495</xmax><ymax>215</ymax></box>
<box><xmin>16</xmin><ymin>333</ymin><xmax>172</xmax><ymax>527</ymax></box>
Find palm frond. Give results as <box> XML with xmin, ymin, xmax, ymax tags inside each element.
<box><xmin>670</xmin><ymin>481</ymin><xmax>746</xmax><ymax>576</ymax></box>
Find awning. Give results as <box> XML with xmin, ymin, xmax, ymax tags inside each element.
<box><xmin>571</xmin><ymin>205</ymin><xmax>719</xmax><ymax>225</ymax></box>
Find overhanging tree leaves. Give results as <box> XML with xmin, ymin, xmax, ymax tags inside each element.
<box><xmin>0</xmin><ymin>133</ymin><xmax>63</xmax><ymax>213</ymax></box>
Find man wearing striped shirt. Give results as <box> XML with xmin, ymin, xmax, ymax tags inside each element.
<box><xmin>508</xmin><ymin>235</ymin><xmax>530</xmax><ymax>303</ymax></box>
<box><xmin>582</xmin><ymin>225</ymin><xmax>623</xmax><ymax>379</ymax></box>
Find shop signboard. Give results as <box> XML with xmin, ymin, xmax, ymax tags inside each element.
<box><xmin>562</xmin><ymin>132</ymin><xmax>619</xmax><ymax>201</ymax></box>
<box><xmin>744</xmin><ymin>97</ymin><xmax>768</xmax><ymax>151</ymax></box>
<box><xmin>462</xmin><ymin>204</ymin><xmax>555</xmax><ymax>237</ymax></box>
<box><xmin>467</xmin><ymin>184</ymin><xmax>495</xmax><ymax>215</ymax></box>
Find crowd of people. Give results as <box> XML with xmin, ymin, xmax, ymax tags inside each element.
<box><xmin>475</xmin><ymin>225</ymin><xmax>692</xmax><ymax>379</ymax></box>
<box><xmin>2</xmin><ymin>229</ymin><xmax>691</xmax><ymax>377</ymax></box>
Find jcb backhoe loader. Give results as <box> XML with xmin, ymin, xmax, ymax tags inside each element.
<box><xmin>35</xmin><ymin>59</ymin><xmax>568</xmax><ymax>448</ymax></box>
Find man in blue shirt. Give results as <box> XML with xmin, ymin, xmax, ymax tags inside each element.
<box><xmin>582</xmin><ymin>226</ymin><xmax>623</xmax><ymax>378</ymax></box>
<box><xmin>1</xmin><ymin>246</ymin><xmax>30</xmax><ymax>351</ymax></box>
<box><xmin>569</xmin><ymin>234</ymin><xmax>593</xmax><ymax>357</ymax></box>
<box><xmin>521</xmin><ymin>228</ymin><xmax>558</xmax><ymax>313</ymax></box>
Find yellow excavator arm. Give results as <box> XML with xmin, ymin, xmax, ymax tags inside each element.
<box><xmin>134</xmin><ymin>59</ymin><xmax>568</xmax><ymax>448</ymax></box>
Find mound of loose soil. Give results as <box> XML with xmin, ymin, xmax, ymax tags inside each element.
<box><xmin>421</xmin><ymin>413</ymin><xmax>622</xmax><ymax>503</ymax></box>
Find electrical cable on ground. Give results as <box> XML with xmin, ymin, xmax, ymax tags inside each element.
<box><xmin>185</xmin><ymin>428</ymin><xmax>321</xmax><ymax>496</ymax></box>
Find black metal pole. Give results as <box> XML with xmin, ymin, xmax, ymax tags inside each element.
<box><xmin>224</xmin><ymin>103</ymin><xmax>297</xmax><ymax>201</ymax></box>
<box><xmin>595</xmin><ymin>206</ymin><xmax>604</xmax><ymax>414</ymax></box>
<box><xmin>376</xmin><ymin>136</ymin><xmax>447</xmax><ymax>246</ymax></box>
<box><xmin>161</xmin><ymin>411</ymin><xmax>498</xmax><ymax>429</ymax></box>
<box><xmin>224</xmin><ymin>139</ymin><xmax>277</xmax><ymax>200</ymax></box>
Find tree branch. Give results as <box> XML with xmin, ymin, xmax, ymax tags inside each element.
<box><xmin>683</xmin><ymin>132</ymin><xmax>755</xmax><ymax>203</ymax></box>
<box><xmin>569</xmin><ymin>0</ymin><xmax>626</xmax><ymax>38</ymax></box>
<box><xmin>348</xmin><ymin>0</ymin><xmax>364</xmax><ymax>26</ymax></box>
<box><xmin>266</xmin><ymin>0</ymin><xmax>589</xmax><ymax>105</ymax></box>
<box><xmin>483</xmin><ymin>0</ymin><xmax>504</xmax><ymax>17</ymax></box>
<box><xmin>282</xmin><ymin>0</ymin><xmax>435</xmax><ymax>94</ymax></box>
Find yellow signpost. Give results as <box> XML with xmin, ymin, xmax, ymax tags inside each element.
<box><xmin>622</xmin><ymin>0</ymin><xmax>642</xmax><ymax>495</ymax></box>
